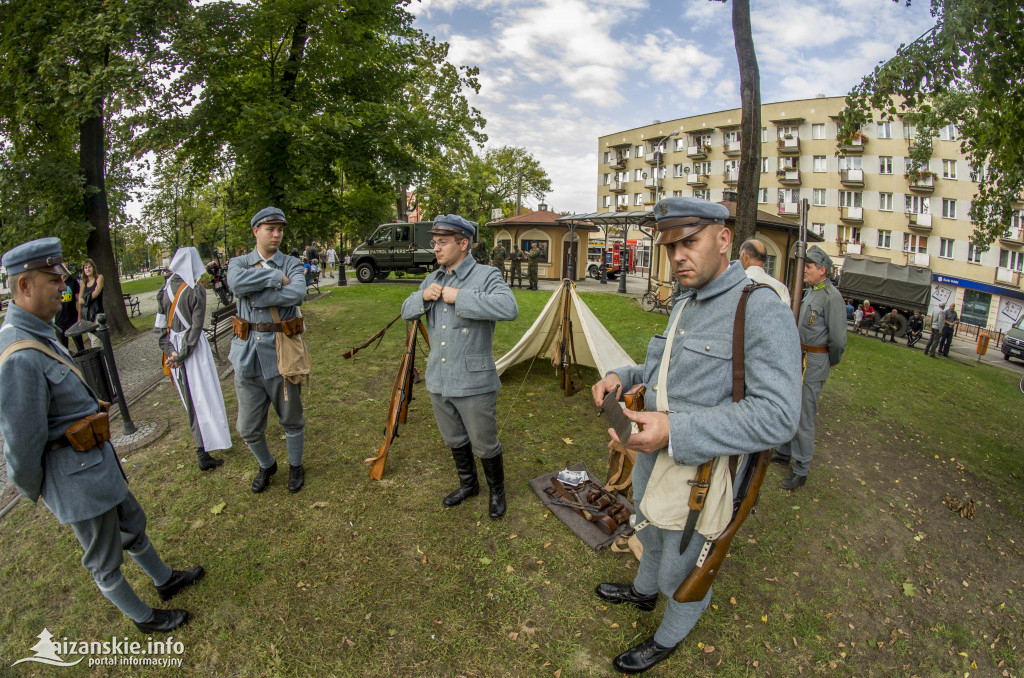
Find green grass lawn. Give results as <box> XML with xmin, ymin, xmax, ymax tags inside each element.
<box><xmin>1</xmin><ymin>284</ymin><xmax>1021</xmax><ymax>677</ymax></box>
<box><xmin>120</xmin><ymin>275</ymin><xmax>168</xmax><ymax>295</ymax></box>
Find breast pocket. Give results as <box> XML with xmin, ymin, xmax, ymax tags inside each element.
<box><xmin>44</xmin><ymin>360</ymin><xmax>85</xmax><ymax>413</ymax></box>
<box><xmin>670</xmin><ymin>334</ymin><xmax>732</xmax><ymax>406</ymax></box>
<box><xmin>642</xmin><ymin>335</ymin><xmax>666</xmax><ymax>386</ymax></box>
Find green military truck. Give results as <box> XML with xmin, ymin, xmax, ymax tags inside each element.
<box><xmin>351</xmin><ymin>221</ymin><xmax>477</xmax><ymax>283</ymax></box>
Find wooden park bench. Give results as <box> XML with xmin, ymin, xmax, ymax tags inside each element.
<box><xmin>123</xmin><ymin>293</ymin><xmax>141</xmax><ymax>317</ymax></box>
<box><xmin>203</xmin><ymin>301</ymin><xmax>237</xmax><ymax>364</ymax></box>
<box><xmin>305</xmin><ymin>270</ymin><xmax>320</xmax><ymax>295</ymax></box>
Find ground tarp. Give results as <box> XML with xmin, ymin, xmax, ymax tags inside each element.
<box><xmin>495</xmin><ymin>280</ymin><xmax>635</xmax><ymax>377</ymax></box>
<box><xmin>838</xmin><ymin>256</ymin><xmax>932</xmax><ymax>313</ymax></box>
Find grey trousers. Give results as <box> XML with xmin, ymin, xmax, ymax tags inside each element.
<box><xmin>69</xmin><ymin>492</ymin><xmax>172</xmax><ymax>622</ymax></box>
<box><xmin>777</xmin><ymin>375</ymin><xmax>825</xmax><ymax>476</ymax></box>
<box><xmin>235</xmin><ymin>372</ymin><xmax>305</xmax><ymax>467</ymax></box>
<box><xmin>428</xmin><ymin>390</ymin><xmax>501</xmax><ymax>459</ymax></box>
<box><xmin>924</xmin><ymin>329</ymin><xmax>942</xmax><ymax>355</ymax></box>
<box><xmin>633</xmin><ymin>517</ymin><xmax>713</xmax><ymax>647</ymax></box>
<box><xmin>174</xmin><ymin>367</ymin><xmax>203</xmax><ymax>448</ymax></box>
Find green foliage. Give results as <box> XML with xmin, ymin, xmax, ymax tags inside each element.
<box><xmin>837</xmin><ymin>0</ymin><xmax>1024</xmax><ymax>248</ymax></box>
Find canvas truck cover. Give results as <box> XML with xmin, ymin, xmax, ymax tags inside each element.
<box><xmin>837</xmin><ymin>256</ymin><xmax>932</xmax><ymax>313</ymax></box>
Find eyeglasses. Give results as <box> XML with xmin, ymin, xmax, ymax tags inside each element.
<box><xmin>430</xmin><ymin>239</ymin><xmax>458</xmax><ymax>248</ymax></box>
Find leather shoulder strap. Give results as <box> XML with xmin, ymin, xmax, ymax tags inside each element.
<box><xmin>0</xmin><ymin>338</ymin><xmax>88</xmax><ymax>385</ymax></box>
<box><xmin>166</xmin><ymin>282</ymin><xmax>188</xmax><ymax>336</ymax></box>
<box><xmin>731</xmin><ymin>283</ymin><xmax>771</xmax><ymax>403</ymax></box>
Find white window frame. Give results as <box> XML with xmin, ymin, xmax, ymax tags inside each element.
<box><xmin>813</xmin><ymin>156</ymin><xmax>827</xmax><ymax>173</ymax></box>
<box><xmin>761</xmin><ymin>157</ymin><xmax>769</xmax><ymax>173</ymax></box>
<box><xmin>904</xmin><ymin>233</ymin><xmax>928</xmax><ymax>253</ymax></box>
<box><xmin>942</xmin><ymin>159</ymin><xmax>957</xmax><ymax>179</ymax></box>
<box><xmin>811</xmin><ymin>123</ymin><xmax>826</xmax><ymax>140</ymax></box>
<box><xmin>673</xmin><ymin>163</ymin><xmax>684</xmax><ymax>178</ymax></box>
<box><xmin>942</xmin><ymin>198</ymin><xmax>957</xmax><ymax>219</ymax></box>
<box><xmin>839</xmin><ymin>156</ymin><xmax>863</xmax><ymax>170</ymax></box>
<box><xmin>603</xmin><ymin>151</ymin><xmax>610</xmax><ymax>164</ymax></box>
<box><xmin>633</xmin><ymin>192</ymin><xmax>644</xmax><ymax>206</ymax></box>
<box><xmin>692</xmin><ymin>189</ymin><xmax>710</xmax><ymax>200</ymax></box>
<box><xmin>758</xmin><ymin>188</ymin><xmax>769</xmax><ymax>203</ymax></box>
<box><xmin>812</xmin><ymin>188</ymin><xmax>826</xmax><ymax>206</ymax></box>
<box><xmin>602</xmin><ymin>195</ymin><xmax>611</xmax><ymax>208</ymax></box>
<box><xmin>635</xmin><ymin>145</ymin><xmax>643</xmax><ymax>157</ymax></box>
<box><xmin>967</xmin><ymin>243</ymin><xmax>984</xmax><ymax>264</ymax></box>
<box><xmin>839</xmin><ymin>190</ymin><xmax>862</xmax><ymax>208</ymax></box>
<box><xmin>877</xmin><ymin>121</ymin><xmax>892</xmax><ymax>139</ymax></box>
<box><xmin>1000</xmin><ymin>248</ymin><xmax>1024</xmax><ymax>271</ymax></box>
<box><xmin>840</xmin><ymin>225</ymin><xmax>861</xmax><ymax>243</ymax></box>
<box><xmin>877</xmin><ymin>230</ymin><xmax>892</xmax><ymax>249</ymax></box>
<box><xmin>674</xmin><ymin>138</ymin><xmax>685</xmax><ymax>152</ymax></box>
<box><xmin>880</xmin><ymin>156</ymin><xmax>893</xmax><ymax>174</ymax></box>
<box><xmin>761</xmin><ymin>127</ymin><xmax>768</xmax><ymax>143</ymax></box>
<box><xmin>940</xmin><ymin>124</ymin><xmax>958</xmax><ymax>141</ymax></box>
<box><xmin>879</xmin><ymin>192</ymin><xmax>893</xmax><ymax>212</ymax></box>
<box><xmin>939</xmin><ymin>238</ymin><xmax>954</xmax><ymax>258</ymax></box>
<box><xmin>635</xmin><ymin>168</ymin><xmax>644</xmax><ymax>181</ymax></box>
<box><xmin>905</xmin><ymin>195</ymin><xmax>930</xmax><ymax>215</ymax></box>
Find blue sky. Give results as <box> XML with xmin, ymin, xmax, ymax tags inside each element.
<box><xmin>409</xmin><ymin>0</ymin><xmax>938</xmax><ymax>214</ymax></box>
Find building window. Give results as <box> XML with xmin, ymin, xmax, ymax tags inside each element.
<box><xmin>812</xmin><ymin>188</ymin><xmax>826</xmax><ymax>206</ymax></box>
<box><xmin>671</xmin><ymin>190</ymin><xmax>683</xmax><ymax>197</ymax></box>
<box><xmin>724</xmin><ymin>129</ymin><xmax>741</xmax><ymax>144</ymax></box>
<box><xmin>622</xmin><ymin>148</ymin><xmax>630</xmax><ymax>159</ymax></box>
<box><xmin>777</xmin><ymin>125</ymin><xmax>798</xmax><ymax>140</ymax></box>
<box><xmin>602</xmin><ymin>195</ymin><xmax>611</xmax><ymax>208</ymax></box>
<box><xmin>879</xmin><ymin>192</ymin><xmax>893</xmax><ymax>211</ymax></box>
<box><xmin>904</xmin><ymin>123</ymin><xmax>917</xmax><ymax>139</ymax></box>
<box><xmin>635</xmin><ymin>145</ymin><xmax>643</xmax><ymax>158</ymax></box>
<box><xmin>905</xmin><ymin>195</ymin><xmax>930</xmax><ymax>214</ymax></box>
<box><xmin>603</xmin><ymin>151</ymin><xmax>610</xmax><ymax>164</ymax></box>
<box><xmin>758</xmin><ymin>188</ymin><xmax>769</xmax><ymax>203</ymax></box>
<box><xmin>839</xmin><ymin>190</ymin><xmax>862</xmax><ymax>208</ymax></box>
<box><xmin>838</xmin><ymin>155</ymin><xmax>862</xmax><ymax>170</ymax></box>
<box><xmin>942</xmin><ymin>198</ymin><xmax>957</xmax><ymax>219</ymax></box>
<box><xmin>970</xmin><ymin>163</ymin><xmax>986</xmax><ymax>182</ymax></box>
<box><xmin>880</xmin><ymin>156</ymin><xmax>893</xmax><ymax>174</ymax></box>
<box><xmin>967</xmin><ymin>243</ymin><xmax>984</xmax><ymax>263</ymax></box>
<box><xmin>692</xmin><ymin>189</ymin><xmax>710</xmax><ymax>200</ymax></box>
<box><xmin>761</xmin><ymin>127</ymin><xmax>768</xmax><ymax>142</ymax></box>
<box><xmin>674</xmin><ymin>138</ymin><xmax>685</xmax><ymax>152</ymax></box>
<box><xmin>1012</xmin><ymin>210</ymin><xmax>1024</xmax><ymax>230</ymax></box>
<box><xmin>940</xmin><ymin>124</ymin><xmax>958</xmax><ymax>141</ymax></box>
<box><xmin>761</xmin><ymin>157</ymin><xmax>769</xmax><ymax>173</ymax></box>
<box><xmin>840</xmin><ymin>225</ymin><xmax>861</xmax><ymax>243</ymax></box>
<box><xmin>810</xmin><ymin>223</ymin><xmax>825</xmax><ymax>238</ymax></box>
<box><xmin>877</xmin><ymin>121</ymin><xmax>892</xmax><ymax>139</ymax></box>
<box><xmin>521</xmin><ymin>239</ymin><xmax>550</xmax><ymax>263</ymax></box>
<box><xmin>603</xmin><ymin>173</ymin><xmax>611</xmax><ymax>185</ymax></box>
<box><xmin>635</xmin><ymin>168</ymin><xmax>644</xmax><ymax>181</ymax></box>
<box><xmin>939</xmin><ymin>238</ymin><xmax>954</xmax><ymax>258</ymax></box>
<box><xmin>673</xmin><ymin>163</ymin><xmax>684</xmax><ymax>178</ymax></box>
<box><xmin>616</xmin><ymin>194</ymin><xmax>628</xmax><ymax>206</ymax></box>
<box><xmin>1000</xmin><ymin>248</ymin><xmax>1024</xmax><ymax>271</ymax></box>
<box><xmin>942</xmin><ymin>159</ymin><xmax>957</xmax><ymax>179</ymax></box>
<box><xmin>695</xmin><ymin>161</ymin><xmax>711</xmax><ymax>175</ymax></box>
<box><xmin>813</xmin><ymin>156</ymin><xmax>827</xmax><ymax>173</ymax></box>
<box><xmin>634</xmin><ymin>192</ymin><xmax>643</xmax><ymax>206</ymax></box>
<box><xmin>811</xmin><ymin>123</ymin><xmax>826</xmax><ymax>139</ymax></box>
<box><xmin>904</xmin><ymin>233</ymin><xmax>928</xmax><ymax>253</ymax></box>
<box><xmin>877</xmin><ymin>230</ymin><xmax>892</xmax><ymax>249</ymax></box>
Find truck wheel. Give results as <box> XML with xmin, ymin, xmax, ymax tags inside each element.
<box><xmin>356</xmin><ymin>263</ymin><xmax>376</xmax><ymax>284</ymax></box>
<box><xmin>589</xmin><ymin>265</ymin><xmax>600</xmax><ymax>279</ymax></box>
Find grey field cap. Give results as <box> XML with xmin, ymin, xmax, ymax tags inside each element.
<box><xmin>652</xmin><ymin>196</ymin><xmax>729</xmax><ymax>245</ymax></box>
<box><xmin>251</xmin><ymin>206</ymin><xmax>287</xmax><ymax>228</ymax></box>
<box><xmin>805</xmin><ymin>244</ymin><xmax>833</xmax><ymax>272</ymax></box>
<box><xmin>430</xmin><ymin>214</ymin><xmax>477</xmax><ymax>239</ymax></box>
<box><xmin>2</xmin><ymin>237</ymin><xmax>71</xmax><ymax>277</ymax></box>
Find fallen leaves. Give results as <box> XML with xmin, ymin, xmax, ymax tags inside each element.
<box><xmin>210</xmin><ymin>501</ymin><xmax>226</xmax><ymax>515</ymax></box>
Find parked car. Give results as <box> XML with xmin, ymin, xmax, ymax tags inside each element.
<box><xmin>350</xmin><ymin>221</ymin><xmax>470</xmax><ymax>283</ymax></box>
<box><xmin>1001</xmin><ymin>314</ymin><xmax>1024</xmax><ymax>363</ymax></box>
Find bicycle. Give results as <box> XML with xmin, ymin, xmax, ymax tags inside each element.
<box><xmin>640</xmin><ymin>281</ymin><xmax>676</xmax><ymax>314</ymax></box>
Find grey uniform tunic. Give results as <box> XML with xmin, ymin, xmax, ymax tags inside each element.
<box><xmin>156</xmin><ymin>274</ymin><xmax>208</xmax><ymax>447</ymax></box>
<box><xmin>777</xmin><ymin>279</ymin><xmax>847</xmax><ymax>476</ymax></box>
<box><xmin>227</xmin><ymin>249</ymin><xmax>308</xmax><ymax>466</ymax></box>
<box><xmin>401</xmin><ymin>255</ymin><xmax>518</xmax><ymax>457</ymax></box>
<box><xmin>0</xmin><ymin>303</ymin><xmax>170</xmax><ymax>620</ymax></box>
<box><xmin>608</xmin><ymin>262</ymin><xmax>802</xmax><ymax>646</ymax></box>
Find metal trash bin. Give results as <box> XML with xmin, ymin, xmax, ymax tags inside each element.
<box><xmin>73</xmin><ymin>347</ymin><xmax>113</xmax><ymax>403</ymax></box>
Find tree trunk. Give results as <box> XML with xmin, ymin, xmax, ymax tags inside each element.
<box><xmin>80</xmin><ymin>97</ymin><xmax>134</xmax><ymax>338</ymax></box>
<box><xmin>731</xmin><ymin>0</ymin><xmax>761</xmax><ymax>259</ymax></box>
<box><xmin>396</xmin><ymin>184</ymin><xmax>409</xmax><ymax>221</ymax></box>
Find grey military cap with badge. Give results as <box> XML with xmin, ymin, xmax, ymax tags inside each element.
<box><xmin>430</xmin><ymin>214</ymin><xmax>477</xmax><ymax>240</ymax></box>
<box><xmin>805</xmin><ymin>245</ymin><xmax>833</xmax><ymax>274</ymax></box>
<box><xmin>652</xmin><ymin>196</ymin><xmax>730</xmax><ymax>245</ymax></box>
<box><xmin>2</xmin><ymin>237</ymin><xmax>72</xmax><ymax>277</ymax></box>
<box><xmin>250</xmin><ymin>206</ymin><xmax>288</xmax><ymax>228</ymax></box>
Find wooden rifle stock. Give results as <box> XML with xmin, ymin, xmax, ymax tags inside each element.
<box><xmin>367</xmin><ymin>319</ymin><xmax>424</xmax><ymax>481</ymax></box>
<box><xmin>672</xmin><ymin>448</ymin><xmax>770</xmax><ymax>603</ymax></box>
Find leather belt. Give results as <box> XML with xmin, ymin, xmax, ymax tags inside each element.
<box><xmin>46</xmin><ymin>436</ymin><xmax>72</xmax><ymax>451</ymax></box>
<box><xmin>253</xmin><ymin>322</ymin><xmax>284</xmax><ymax>333</ymax></box>
<box><xmin>801</xmin><ymin>343</ymin><xmax>828</xmax><ymax>354</ymax></box>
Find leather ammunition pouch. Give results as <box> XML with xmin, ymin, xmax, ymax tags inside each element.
<box><xmin>64</xmin><ymin>411</ymin><xmax>111</xmax><ymax>452</ymax></box>
<box><xmin>280</xmin><ymin>315</ymin><xmax>305</xmax><ymax>336</ymax></box>
<box><xmin>232</xmin><ymin>316</ymin><xmax>250</xmax><ymax>340</ymax></box>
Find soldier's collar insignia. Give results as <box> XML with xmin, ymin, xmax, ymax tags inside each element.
<box><xmin>812</xmin><ymin>281</ymin><xmax>826</xmax><ymax>290</ymax></box>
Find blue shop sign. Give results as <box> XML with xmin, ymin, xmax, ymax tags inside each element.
<box><xmin>933</xmin><ymin>274</ymin><xmax>1024</xmax><ymax>302</ymax></box>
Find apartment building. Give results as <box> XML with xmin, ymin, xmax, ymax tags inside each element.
<box><xmin>596</xmin><ymin>95</ymin><xmax>1024</xmax><ymax>334</ymax></box>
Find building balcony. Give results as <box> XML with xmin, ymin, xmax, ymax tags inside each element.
<box><xmin>608</xmin><ymin>182</ymin><xmax>626</xmax><ymax>194</ymax></box>
<box><xmin>686</xmin><ymin>173</ymin><xmax>709</xmax><ymax>187</ymax></box>
<box><xmin>907</xmin><ymin>212</ymin><xmax>932</xmax><ymax>229</ymax></box>
<box><xmin>841</xmin><ymin>136</ymin><xmax>866</xmax><ymax>154</ymax></box>
<box><xmin>609</xmin><ymin>157</ymin><xmax>626</xmax><ymax>170</ymax></box>
<box><xmin>777</xmin><ymin>137</ymin><xmax>800</xmax><ymax>154</ymax></box>
<box><xmin>908</xmin><ymin>174</ymin><xmax>935</xmax><ymax>192</ymax></box>
<box><xmin>840</xmin><ymin>206</ymin><xmax>864</xmax><ymax>223</ymax></box>
<box><xmin>778</xmin><ymin>201</ymin><xmax>800</xmax><ymax>216</ymax></box>
<box><xmin>995</xmin><ymin>267</ymin><xmax>1022</xmax><ymax>288</ymax></box>
<box><xmin>723</xmin><ymin>141</ymin><xmax>742</xmax><ymax>156</ymax></box>
<box><xmin>906</xmin><ymin>252</ymin><xmax>930</xmax><ymax>267</ymax></box>
<box><xmin>644</xmin><ymin>151</ymin><xmax>662</xmax><ymax>166</ymax></box>
<box><xmin>723</xmin><ymin>169</ymin><xmax>739</xmax><ymax>185</ymax></box>
<box><xmin>687</xmin><ymin>144</ymin><xmax>707</xmax><ymax>159</ymax></box>
<box><xmin>840</xmin><ymin>241</ymin><xmax>863</xmax><ymax>255</ymax></box>
<box><xmin>777</xmin><ymin>169</ymin><xmax>801</xmax><ymax>185</ymax></box>
<box><xmin>999</xmin><ymin>227</ymin><xmax>1024</xmax><ymax>244</ymax></box>
<box><xmin>644</xmin><ymin>177</ymin><xmax>662</xmax><ymax>190</ymax></box>
<box><xmin>839</xmin><ymin>168</ymin><xmax>864</xmax><ymax>187</ymax></box>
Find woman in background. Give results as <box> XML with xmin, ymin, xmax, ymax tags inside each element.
<box><xmin>78</xmin><ymin>258</ymin><xmax>105</xmax><ymax>346</ymax></box>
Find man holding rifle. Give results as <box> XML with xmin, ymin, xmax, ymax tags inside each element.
<box><xmin>591</xmin><ymin>197</ymin><xmax>801</xmax><ymax>674</ymax></box>
<box><xmin>401</xmin><ymin>215</ymin><xmax>518</xmax><ymax>519</ymax></box>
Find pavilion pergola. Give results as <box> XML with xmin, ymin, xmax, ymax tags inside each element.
<box><xmin>556</xmin><ymin>210</ymin><xmax>655</xmax><ymax>293</ymax></box>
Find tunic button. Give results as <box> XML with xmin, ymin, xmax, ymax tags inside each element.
<box><xmin>80</xmin><ymin>462</ymin><xmax>85</xmax><ymax>467</ymax></box>
<box><xmin>705</xmin><ymin>345</ymin><xmax>711</xmax><ymax>351</ymax></box>
<box><xmin>678</xmin><ymin>329</ymin><xmax>685</xmax><ymax>335</ymax></box>
<box><xmin>441</xmin><ymin>341</ymin><xmax>446</xmax><ymax>347</ymax></box>
<box><xmin>443</xmin><ymin>308</ymin><xmax>448</xmax><ymax>313</ymax></box>
<box><xmin>442</xmin><ymin>325</ymin><xmax>447</xmax><ymax>330</ymax></box>
<box><xmin>653</xmin><ymin>384</ymin><xmax>658</xmax><ymax>391</ymax></box>
<box><xmin>456</xmin><ymin>312</ymin><xmax>461</xmax><ymax>317</ymax></box>
<box><xmin>441</xmin><ymin>357</ymin><xmax>447</xmax><ymax>363</ymax></box>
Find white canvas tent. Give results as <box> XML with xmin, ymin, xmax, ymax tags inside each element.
<box><xmin>496</xmin><ymin>280</ymin><xmax>635</xmax><ymax>379</ymax></box>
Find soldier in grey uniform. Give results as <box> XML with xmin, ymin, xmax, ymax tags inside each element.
<box><xmin>591</xmin><ymin>198</ymin><xmax>801</xmax><ymax>674</ymax></box>
<box><xmin>228</xmin><ymin>207</ymin><xmax>309</xmax><ymax>494</ymax></box>
<box><xmin>490</xmin><ymin>241</ymin><xmax>508</xmax><ymax>283</ymax></box>
<box><xmin>0</xmin><ymin>238</ymin><xmax>203</xmax><ymax>633</ymax></box>
<box><xmin>401</xmin><ymin>215</ymin><xmax>519</xmax><ymax>519</ymax></box>
<box><xmin>773</xmin><ymin>245</ymin><xmax>847</xmax><ymax>490</ymax></box>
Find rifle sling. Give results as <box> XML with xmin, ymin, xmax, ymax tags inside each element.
<box><xmin>678</xmin><ymin>283</ymin><xmax>769</xmax><ymax>554</ymax></box>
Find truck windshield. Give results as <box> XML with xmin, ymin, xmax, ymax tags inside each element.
<box><xmin>367</xmin><ymin>227</ymin><xmax>392</xmax><ymax>246</ymax></box>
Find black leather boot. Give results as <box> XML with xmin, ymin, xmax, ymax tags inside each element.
<box><xmin>481</xmin><ymin>454</ymin><xmax>506</xmax><ymax>519</ymax></box>
<box><xmin>612</xmin><ymin>636</ymin><xmax>678</xmax><ymax>674</ymax></box>
<box><xmin>251</xmin><ymin>461</ymin><xmax>277</xmax><ymax>493</ymax></box>
<box><xmin>594</xmin><ymin>583</ymin><xmax>658</xmax><ymax>611</ymax></box>
<box><xmin>288</xmin><ymin>464</ymin><xmax>305</xmax><ymax>493</ymax></box>
<box><xmin>156</xmin><ymin>565</ymin><xmax>205</xmax><ymax>601</ymax></box>
<box><xmin>196</xmin><ymin>447</ymin><xmax>223</xmax><ymax>471</ymax></box>
<box><xmin>135</xmin><ymin>609</ymin><xmax>190</xmax><ymax>633</ymax></box>
<box><xmin>442</xmin><ymin>444</ymin><xmax>479</xmax><ymax>507</ymax></box>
